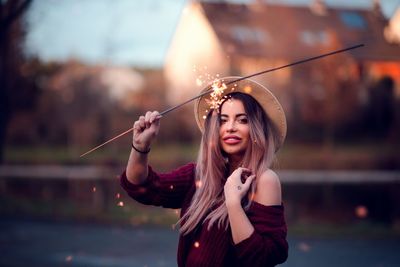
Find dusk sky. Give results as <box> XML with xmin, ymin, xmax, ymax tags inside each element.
<box><xmin>24</xmin><ymin>0</ymin><xmax>399</xmax><ymax>68</ymax></box>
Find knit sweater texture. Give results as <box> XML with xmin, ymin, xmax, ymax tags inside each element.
<box><xmin>120</xmin><ymin>163</ymin><xmax>288</xmax><ymax>267</ymax></box>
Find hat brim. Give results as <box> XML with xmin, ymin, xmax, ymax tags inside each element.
<box><xmin>194</xmin><ymin>76</ymin><xmax>287</xmax><ymax>151</ymax></box>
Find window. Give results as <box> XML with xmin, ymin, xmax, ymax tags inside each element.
<box><xmin>231</xmin><ymin>26</ymin><xmax>268</xmax><ymax>43</ymax></box>
<box><xmin>300</xmin><ymin>30</ymin><xmax>329</xmax><ymax>46</ymax></box>
<box><xmin>339</xmin><ymin>11</ymin><xmax>366</xmax><ymax>29</ymax></box>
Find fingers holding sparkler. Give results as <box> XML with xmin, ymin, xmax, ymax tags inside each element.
<box><xmin>132</xmin><ymin>111</ymin><xmax>162</xmax><ymax>153</ymax></box>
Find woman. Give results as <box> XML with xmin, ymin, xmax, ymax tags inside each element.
<box><xmin>120</xmin><ymin>77</ymin><xmax>288</xmax><ymax>267</ymax></box>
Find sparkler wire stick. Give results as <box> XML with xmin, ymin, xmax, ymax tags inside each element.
<box><xmin>80</xmin><ymin>43</ymin><xmax>364</xmax><ymax>157</ymax></box>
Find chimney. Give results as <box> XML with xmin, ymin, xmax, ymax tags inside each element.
<box><xmin>372</xmin><ymin>0</ymin><xmax>385</xmax><ymax>20</ymax></box>
<box><xmin>250</xmin><ymin>0</ymin><xmax>268</xmax><ymax>12</ymax></box>
<box><xmin>310</xmin><ymin>0</ymin><xmax>328</xmax><ymax>16</ymax></box>
<box><xmin>255</xmin><ymin>0</ymin><xmax>266</xmax><ymax>4</ymax></box>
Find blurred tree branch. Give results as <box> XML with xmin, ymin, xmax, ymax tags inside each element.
<box><xmin>1</xmin><ymin>0</ymin><xmax>32</xmax><ymax>29</ymax></box>
<box><xmin>0</xmin><ymin>0</ymin><xmax>33</xmax><ymax>162</ymax></box>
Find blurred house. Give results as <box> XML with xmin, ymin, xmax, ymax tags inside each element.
<box><xmin>385</xmin><ymin>6</ymin><xmax>400</xmax><ymax>44</ymax></box>
<box><xmin>165</xmin><ymin>0</ymin><xmax>400</xmax><ymax>134</ymax></box>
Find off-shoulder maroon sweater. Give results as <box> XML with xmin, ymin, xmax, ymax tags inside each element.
<box><xmin>120</xmin><ymin>163</ymin><xmax>288</xmax><ymax>267</ymax></box>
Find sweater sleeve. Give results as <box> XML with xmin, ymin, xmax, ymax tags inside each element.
<box><xmin>120</xmin><ymin>163</ymin><xmax>195</xmax><ymax>209</ymax></box>
<box><xmin>233</xmin><ymin>202</ymin><xmax>288</xmax><ymax>267</ymax></box>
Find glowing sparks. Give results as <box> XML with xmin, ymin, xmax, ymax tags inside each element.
<box><xmin>212</xmin><ymin>80</ymin><xmax>226</xmax><ymax>95</ymax></box>
<box><xmin>65</xmin><ymin>255</ymin><xmax>73</xmax><ymax>262</ymax></box>
<box><xmin>244</xmin><ymin>85</ymin><xmax>252</xmax><ymax>94</ymax></box>
<box><xmin>196</xmin><ymin>78</ymin><xmax>203</xmax><ymax>86</ymax></box>
<box><xmin>195</xmin><ymin>180</ymin><xmax>203</xmax><ymax>188</ymax></box>
<box><xmin>205</xmin><ymin>79</ymin><xmax>227</xmax><ymax>111</ymax></box>
<box><xmin>194</xmin><ymin>69</ymin><xmax>231</xmax><ymax>118</ymax></box>
<box><xmin>297</xmin><ymin>242</ymin><xmax>311</xmax><ymax>252</ymax></box>
<box><xmin>355</xmin><ymin>205</ymin><xmax>368</xmax><ymax>218</ymax></box>
<box><xmin>92</xmin><ymin>186</ymin><xmax>96</xmax><ymax>193</ymax></box>
<box><xmin>117</xmin><ymin>201</ymin><xmax>124</xmax><ymax>207</ymax></box>
<box><xmin>231</xmin><ymin>84</ymin><xmax>237</xmax><ymax>92</ymax></box>
<box><xmin>170</xmin><ymin>185</ymin><xmax>174</xmax><ymax>190</ymax></box>
<box><xmin>138</xmin><ymin>187</ymin><xmax>147</xmax><ymax>193</ymax></box>
<box><xmin>193</xmin><ymin>66</ymin><xmax>225</xmax><ymax>96</ymax></box>
<box><xmin>194</xmin><ymin>241</ymin><xmax>200</xmax><ymax>248</ymax></box>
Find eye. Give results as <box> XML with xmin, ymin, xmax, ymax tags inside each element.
<box><xmin>238</xmin><ymin>117</ymin><xmax>248</xmax><ymax>124</ymax></box>
<box><xmin>219</xmin><ymin>117</ymin><xmax>228</xmax><ymax>124</ymax></box>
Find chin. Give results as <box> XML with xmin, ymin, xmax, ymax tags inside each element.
<box><xmin>222</xmin><ymin>146</ymin><xmax>246</xmax><ymax>157</ymax></box>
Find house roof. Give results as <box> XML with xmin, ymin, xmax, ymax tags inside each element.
<box><xmin>199</xmin><ymin>2</ymin><xmax>400</xmax><ymax>61</ymax></box>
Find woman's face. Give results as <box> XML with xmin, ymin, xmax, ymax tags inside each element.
<box><xmin>219</xmin><ymin>98</ymin><xmax>250</xmax><ymax>158</ymax></box>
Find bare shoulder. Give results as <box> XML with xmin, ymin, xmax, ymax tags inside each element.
<box><xmin>253</xmin><ymin>169</ymin><xmax>282</xmax><ymax>206</ymax></box>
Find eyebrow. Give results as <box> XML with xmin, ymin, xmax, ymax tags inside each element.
<box><xmin>220</xmin><ymin>113</ymin><xmax>247</xmax><ymax>118</ymax></box>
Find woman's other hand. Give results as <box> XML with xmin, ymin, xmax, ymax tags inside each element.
<box><xmin>224</xmin><ymin>167</ymin><xmax>255</xmax><ymax>206</ymax></box>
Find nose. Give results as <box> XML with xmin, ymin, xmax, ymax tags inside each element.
<box><xmin>226</xmin><ymin>120</ymin><xmax>237</xmax><ymax>132</ymax></box>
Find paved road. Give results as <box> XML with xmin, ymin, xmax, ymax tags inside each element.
<box><xmin>1</xmin><ymin>218</ymin><xmax>399</xmax><ymax>267</ymax></box>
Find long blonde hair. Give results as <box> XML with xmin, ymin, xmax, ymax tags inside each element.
<box><xmin>178</xmin><ymin>93</ymin><xmax>278</xmax><ymax>235</ymax></box>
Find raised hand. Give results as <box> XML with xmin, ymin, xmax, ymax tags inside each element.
<box><xmin>132</xmin><ymin>111</ymin><xmax>161</xmax><ymax>152</ymax></box>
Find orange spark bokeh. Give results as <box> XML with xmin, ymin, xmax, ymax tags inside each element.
<box><xmin>355</xmin><ymin>205</ymin><xmax>368</xmax><ymax>218</ymax></box>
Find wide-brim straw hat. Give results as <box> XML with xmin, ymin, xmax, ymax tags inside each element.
<box><xmin>194</xmin><ymin>76</ymin><xmax>287</xmax><ymax>151</ymax></box>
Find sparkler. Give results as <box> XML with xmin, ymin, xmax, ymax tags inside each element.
<box><xmin>205</xmin><ymin>80</ymin><xmax>227</xmax><ymax>110</ymax></box>
<box><xmin>80</xmin><ymin>43</ymin><xmax>364</xmax><ymax>157</ymax></box>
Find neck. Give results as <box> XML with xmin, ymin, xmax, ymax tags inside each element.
<box><xmin>228</xmin><ymin>154</ymin><xmax>242</xmax><ymax>173</ymax></box>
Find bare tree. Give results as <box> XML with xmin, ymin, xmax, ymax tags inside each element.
<box><xmin>0</xmin><ymin>0</ymin><xmax>33</xmax><ymax>162</ymax></box>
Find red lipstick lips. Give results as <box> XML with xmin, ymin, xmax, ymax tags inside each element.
<box><xmin>223</xmin><ymin>135</ymin><xmax>242</xmax><ymax>145</ymax></box>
